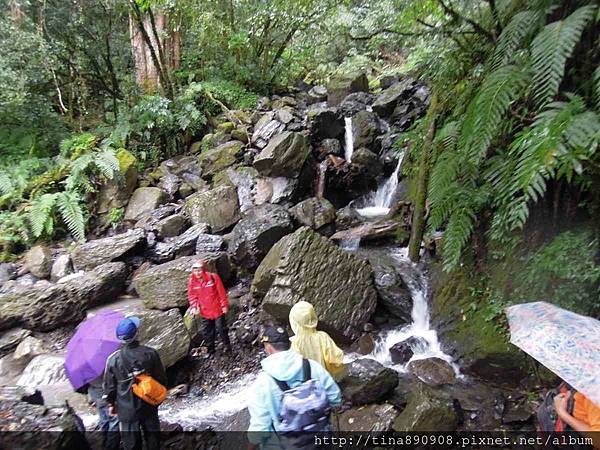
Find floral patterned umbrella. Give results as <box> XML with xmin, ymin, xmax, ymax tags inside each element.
<box><xmin>506</xmin><ymin>301</ymin><xmax>600</xmax><ymax>405</ymax></box>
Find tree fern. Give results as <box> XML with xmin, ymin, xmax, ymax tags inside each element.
<box><xmin>0</xmin><ymin>172</ymin><xmax>12</xmax><ymax>196</ymax></box>
<box><xmin>491</xmin><ymin>9</ymin><xmax>544</xmax><ymax>69</ymax></box>
<box><xmin>56</xmin><ymin>191</ymin><xmax>86</xmax><ymax>241</ymax></box>
<box><xmin>92</xmin><ymin>148</ymin><xmax>120</xmax><ymax>179</ymax></box>
<box><xmin>28</xmin><ymin>193</ymin><xmax>58</xmax><ymax>239</ymax></box>
<box><xmin>530</xmin><ymin>5</ymin><xmax>596</xmax><ymax>107</ymax></box>
<box><xmin>594</xmin><ymin>66</ymin><xmax>600</xmax><ymax>110</ymax></box>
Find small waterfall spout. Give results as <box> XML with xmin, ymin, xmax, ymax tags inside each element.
<box><xmin>344</xmin><ymin>117</ymin><xmax>354</xmax><ymax>163</ymax></box>
<box><xmin>356</xmin><ymin>152</ymin><xmax>404</xmax><ymax>218</ymax></box>
<box><xmin>340</xmin><ymin>238</ymin><xmax>361</xmax><ymax>251</ymax></box>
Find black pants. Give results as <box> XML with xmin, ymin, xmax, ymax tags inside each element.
<box><xmin>203</xmin><ymin>315</ymin><xmax>231</xmax><ymax>354</ymax></box>
<box><xmin>119</xmin><ymin>411</ymin><xmax>160</xmax><ymax>450</ymax></box>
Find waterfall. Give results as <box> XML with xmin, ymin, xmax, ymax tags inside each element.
<box><xmin>356</xmin><ymin>152</ymin><xmax>404</xmax><ymax>218</ymax></box>
<box><xmin>340</xmin><ymin>238</ymin><xmax>361</xmax><ymax>251</ymax></box>
<box><xmin>344</xmin><ymin>117</ymin><xmax>354</xmax><ymax>163</ymax></box>
<box><xmin>366</xmin><ymin>248</ymin><xmax>458</xmax><ymax>374</ymax></box>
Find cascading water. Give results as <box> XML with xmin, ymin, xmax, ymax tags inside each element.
<box><xmin>364</xmin><ymin>248</ymin><xmax>459</xmax><ymax>374</ymax></box>
<box><xmin>356</xmin><ymin>152</ymin><xmax>404</xmax><ymax>218</ymax></box>
<box><xmin>344</xmin><ymin>116</ymin><xmax>354</xmax><ymax>162</ymax></box>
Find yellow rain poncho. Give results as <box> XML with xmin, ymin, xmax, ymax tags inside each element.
<box><xmin>289</xmin><ymin>301</ymin><xmax>346</xmax><ymax>380</ymax></box>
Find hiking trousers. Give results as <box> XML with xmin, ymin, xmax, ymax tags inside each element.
<box><xmin>119</xmin><ymin>410</ymin><xmax>160</xmax><ymax>450</ymax></box>
<box><xmin>203</xmin><ymin>315</ymin><xmax>231</xmax><ymax>354</ymax></box>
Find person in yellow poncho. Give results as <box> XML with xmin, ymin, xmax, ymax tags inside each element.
<box><xmin>289</xmin><ymin>301</ymin><xmax>346</xmax><ymax>380</ymax></box>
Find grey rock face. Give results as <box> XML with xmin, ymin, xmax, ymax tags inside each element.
<box><xmin>253</xmin><ymin>132</ymin><xmax>311</xmax><ymax>178</ymax></box>
<box><xmin>124</xmin><ymin>187</ymin><xmax>169</xmax><ymax>222</ymax></box>
<box><xmin>185</xmin><ymin>185</ymin><xmax>241</xmax><ymax>232</ymax></box>
<box><xmin>340</xmin><ymin>358</ymin><xmax>399</xmax><ymax>405</ymax></box>
<box><xmin>71</xmin><ymin>229</ymin><xmax>145</xmax><ymax>270</ymax></box>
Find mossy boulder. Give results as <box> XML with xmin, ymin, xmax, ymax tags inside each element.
<box><xmin>198</xmin><ymin>140</ymin><xmax>243</xmax><ymax>177</ymax></box>
<box><xmin>253</xmin><ymin>131</ymin><xmax>310</xmax><ymax>178</ymax></box>
<box><xmin>185</xmin><ymin>185</ymin><xmax>241</xmax><ymax>232</ymax></box>
<box><xmin>392</xmin><ymin>382</ymin><xmax>458</xmax><ymax>432</ymax></box>
<box><xmin>252</xmin><ymin>227</ymin><xmax>377</xmax><ymax>342</ymax></box>
<box><xmin>97</xmin><ymin>149</ymin><xmax>138</xmax><ymax>225</ymax></box>
<box><xmin>124</xmin><ymin>187</ymin><xmax>168</xmax><ymax>222</ymax></box>
<box><xmin>327</xmin><ymin>72</ymin><xmax>369</xmax><ymax>106</ymax></box>
<box><xmin>217</xmin><ymin>121</ymin><xmax>235</xmax><ymax>133</ymax></box>
<box><xmin>341</xmin><ymin>358</ymin><xmax>399</xmax><ymax>405</ymax></box>
<box><xmin>71</xmin><ymin>229</ymin><xmax>146</xmax><ymax>270</ymax></box>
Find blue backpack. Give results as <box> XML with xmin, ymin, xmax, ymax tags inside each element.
<box><xmin>271</xmin><ymin>359</ymin><xmax>332</xmax><ymax>433</ymax></box>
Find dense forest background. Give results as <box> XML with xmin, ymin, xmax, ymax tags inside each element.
<box><xmin>1</xmin><ymin>0</ymin><xmax>599</xmax><ymax>322</ymax></box>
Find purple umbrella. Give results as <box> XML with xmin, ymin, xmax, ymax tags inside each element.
<box><xmin>64</xmin><ymin>310</ymin><xmax>124</xmax><ymax>390</ymax></box>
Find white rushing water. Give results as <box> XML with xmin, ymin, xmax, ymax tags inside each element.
<box><xmin>344</xmin><ymin>116</ymin><xmax>354</xmax><ymax>163</ymax></box>
<box><xmin>356</xmin><ymin>152</ymin><xmax>404</xmax><ymax>218</ymax></box>
<box><xmin>363</xmin><ymin>248</ymin><xmax>459</xmax><ymax>374</ymax></box>
<box><xmin>340</xmin><ymin>238</ymin><xmax>361</xmax><ymax>251</ymax></box>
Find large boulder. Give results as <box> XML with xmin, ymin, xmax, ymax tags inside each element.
<box><xmin>59</xmin><ymin>262</ymin><xmax>128</xmax><ymax>309</ymax></box>
<box><xmin>134</xmin><ymin>254</ymin><xmax>231</xmax><ymax>310</ymax></box>
<box><xmin>392</xmin><ymin>382</ymin><xmax>458</xmax><ymax>432</ymax></box>
<box><xmin>50</xmin><ymin>254</ymin><xmax>73</xmax><ymax>282</ymax></box>
<box><xmin>340</xmin><ymin>358</ymin><xmax>399</xmax><ymax>405</ymax></box>
<box><xmin>147</xmin><ymin>224</ymin><xmax>209</xmax><ymax>263</ymax></box>
<box><xmin>228</xmin><ymin>204</ymin><xmax>294</xmax><ymax>269</ymax></box>
<box><xmin>13</xmin><ymin>336</ymin><xmax>48</xmax><ymax>363</ymax></box>
<box><xmin>389</xmin><ymin>337</ymin><xmax>428</xmax><ymax>365</ymax></box>
<box><xmin>307</xmin><ymin>107</ymin><xmax>344</xmax><ymax>141</ymax></box>
<box><xmin>407</xmin><ymin>357</ymin><xmax>457</xmax><ymax>386</ymax></box>
<box><xmin>339</xmin><ymin>92</ymin><xmax>375</xmax><ymax>116</ymax></box>
<box><xmin>155</xmin><ymin>214</ymin><xmax>189</xmax><ymax>239</ymax></box>
<box><xmin>97</xmin><ymin>149</ymin><xmax>138</xmax><ymax>226</ymax></box>
<box><xmin>198</xmin><ymin>141</ymin><xmax>243</xmax><ymax>177</ymax></box>
<box><xmin>252</xmin><ymin>228</ymin><xmax>377</xmax><ymax>342</ymax></box>
<box><xmin>196</xmin><ymin>234</ymin><xmax>225</xmax><ymax>253</ymax></box>
<box><xmin>0</xmin><ymin>328</ymin><xmax>31</xmax><ymax>355</ymax></box>
<box><xmin>251</xmin><ymin>112</ymin><xmax>285</xmax><ymax>149</ymax></box>
<box><xmin>23</xmin><ymin>245</ymin><xmax>52</xmax><ymax>279</ymax></box>
<box><xmin>71</xmin><ymin>229</ymin><xmax>145</xmax><ymax>270</ymax></box>
<box><xmin>185</xmin><ymin>185</ymin><xmax>241</xmax><ymax>232</ymax></box>
<box><xmin>253</xmin><ymin>132</ymin><xmax>310</xmax><ymax>178</ymax></box>
<box><xmin>124</xmin><ymin>187</ymin><xmax>169</xmax><ymax>222</ymax></box>
<box><xmin>327</xmin><ymin>72</ymin><xmax>369</xmax><ymax>107</ymax></box>
<box><xmin>290</xmin><ymin>197</ymin><xmax>336</xmax><ymax>231</ymax></box>
<box><xmin>338</xmin><ymin>403</ymin><xmax>398</xmax><ymax>432</ymax></box>
<box><xmin>17</xmin><ymin>354</ymin><xmax>67</xmax><ymax>387</ymax></box>
<box><xmin>136</xmin><ymin>309</ymin><xmax>191</xmax><ymax>368</ymax></box>
<box><xmin>371</xmin><ymin>78</ymin><xmax>416</xmax><ymax>117</ymax></box>
<box><xmin>352</xmin><ymin>110</ymin><xmax>382</xmax><ymax>149</ymax></box>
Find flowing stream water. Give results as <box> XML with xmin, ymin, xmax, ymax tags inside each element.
<box><xmin>344</xmin><ymin>117</ymin><xmax>354</xmax><ymax>162</ymax></box>
<box><xmin>356</xmin><ymin>152</ymin><xmax>404</xmax><ymax>218</ymax></box>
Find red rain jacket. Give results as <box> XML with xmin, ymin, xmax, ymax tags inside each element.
<box><xmin>187</xmin><ymin>272</ymin><xmax>229</xmax><ymax>320</ymax></box>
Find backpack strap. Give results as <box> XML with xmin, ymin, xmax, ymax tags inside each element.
<box><xmin>271</xmin><ymin>377</ymin><xmax>290</xmax><ymax>392</ymax></box>
<box><xmin>302</xmin><ymin>358</ymin><xmax>311</xmax><ymax>382</ymax></box>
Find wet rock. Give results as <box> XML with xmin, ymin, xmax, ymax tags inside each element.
<box><xmin>158</xmin><ymin>174</ymin><xmax>181</xmax><ymax>197</ymax></box>
<box><xmin>275</xmin><ymin>108</ymin><xmax>295</xmax><ymax>124</ymax></box>
<box><xmin>71</xmin><ymin>228</ymin><xmax>145</xmax><ymax>270</ymax></box>
<box><xmin>229</xmin><ymin>204</ymin><xmax>294</xmax><ymax>269</ymax></box>
<box><xmin>196</xmin><ymin>234</ymin><xmax>225</xmax><ymax>253</ymax></box>
<box><xmin>136</xmin><ymin>309</ymin><xmax>191</xmax><ymax>368</ymax></box>
<box><xmin>0</xmin><ymin>328</ymin><xmax>31</xmax><ymax>355</ymax></box>
<box><xmin>17</xmin><ymin>354</ymin><xmax>67</xmax><ymax>387</ymax></box>
<box><xmin>13</xmin><ymin>336</ymin><xmax>48</xmax><ymax>362</ymax></box>
<box><xmin>134</xmin><ymin>205</ymin><xmax>178</xmax><ymax>232</ymax></box>
<box><xmin>339</xmin><ymin>92</ymin><xmax>375</xmax><ymax>116</ymax></box>
<box><xmin>340</xmin><ymin>358</ymin><xmax>399</xmax><ymax>405</ymax></box>
<box><xmin>307</xmin><ymin>85</ymin><xmax>327</xmax><ymax>104</ymax></box>
<box><xmin>135</xmin><ymin>254</ymin><xmax>231</xmax><ymax>309</ymax></box>
<box><xmin>502</xmin><ymin>404</ymin><xmax>533</xmax><ymax>425</ymax></box>
<box><xmin>351</xmin><ymin>147</ymin><xmax>383</xmax><ymax>177</ymax></box>
<box><xmin>331</xmin><ymin>220</ymin><xmax>399</xmax><ymax>243</ymax></box>
<box><xmin>327</xmin><ymin>72</ymin><xmax>369</xmax><ymax>107</ymax></box>
<box><xmin>352</xmin><ymin>110</ymin><xmax>383</xmax><ymax>149</ymax></box>
<box><xmin>199</xmin><ymin>141</ymin><xmax>243</xmax><ymax>177</ymax></box>
<box><xmin>148</xmin><ymin>224</ymin><xmax>209</xmax><ymax>263</ymax></box>
<box><xmin>156</xmin><ymin>214</ymin><xmax>189</xmax><ymax>239</ymax></box>
<box><xmin>338</xmin><ymin>403</ymin><xmax>398</xmax><ymax>432</ymax></box>
<box><xmin>393</xmin><ymin>382</ymin><xmax>458</xmax><ymax>432</ymax></box>
<box><xmin>253</xmin><ymin>227</ymin><xmax>377</xmax><ymax>342</ymax></box>
<box><xmin>253</xmin><ymin>132</ymin><xmax>310</xmax><ymax>178</ymax></box>
<box><xmin>307</xmin><ymin>107</ymin><xmax>344</xmax><ymax>141</ymax></box>
<box><xmin>23</xmin><ymin>245</ymin><xmax>52</xmax><ymax>279</ymax></box>
<box><xmin>372</xmin><ymin>78</ymin><xmax>416</xmax><ymax>117</ymax></box>
<box><xmin>407</xmin><ymin>357</ymin><xmax>456</xmax><ymax>386</ymax></box>
<box><xmin>0</xmin><ymin>386</ymin><xmax>44</xmax><ymax>405</ymax></box>
<box><xmin>290</xmin><ymin>197</ymin><xmax>336</xmax><ymax>231</ymax></box>
<box><xmin>380</xmin><ymin>75</ymin><xmax>399</xmax><ymax>90</ymax></box>
<box><xmin>0</xmin><ymin>354</ymin><xmax>29</xmax><ymax>383</ymax></box>
<box><xmin>50</xmin><ymin>254</ymin><xmax>73</xmax><ymax>282</ymax></box>
<box><xmin>351</xmin><ymin>333</ymin><xmax>375</xmax><ymax>355</ymax></box>
<box><xmin>251</xmin><ymin>112</ymin><xmax>285</xmax><ymax>149</ymax></box>
<box><xmin>0</xmin><ymin>263</ymin><xmax>17</xmax><ymax>284</ymax></box>
<box><xmin>389</xmin><ymin>337</ymin><xmax>428</xmax><ymax>364</ymax></box>
<box><xmin>314</xmin><ymin>138</ymin><xmax>342</xmax><ymax>159</ymax></box>
<box><xmin>335</xmin><ymin>205</ymin><xmax>362</xmax><ymax>230</ymax></box>
<box><xmin>185</xmin><ymin>185</ymin><xmax>241</xmax><ymax>232</ymax></box>
<box><xmin>60</xmin><ymin>261</ymin><xmax>128</xmax><ymax>308</ymax></box>
<box><xmin>124</xmin><ymin>187</ymin><xmax>169</xmax><ymax>222</ymax></box>
<box><xmin>97</xmin><ymin>149</ymin><xmax>138</xmax><ymax>226</ymax></box>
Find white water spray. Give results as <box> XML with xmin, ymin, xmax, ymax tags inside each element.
<box><xmin>344</xmin><ymin>117</ymin><xmax>354</xmax><ymax>162</ymax></box>
<box><xmin>356</xmin><ymin>152</ymin><xmax>404</xmax><ymax>218</ymax></box>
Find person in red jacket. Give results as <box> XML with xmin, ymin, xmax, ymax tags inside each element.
<box><xmin>187</xmin><ymin>260</ymin><xmax>231</xmax><ymax>358</ymax></box>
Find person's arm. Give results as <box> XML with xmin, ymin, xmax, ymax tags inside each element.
<box><xmin>102</xmin><ymin>356</ymin><xmax>117</xmax><ymax>414</ymax></box>
<box><xmin>247</xmin><ymin>376</ymin><xmax>273</xmax><ymax>448</ymax></box>
<box><xmin>309</xmin><ymin>359</ymin><xmax>342</xmax><ymax>407</ymax></box>
<box><xmin>554</xmin><ymin>392</ymin><xmax>591</xmax><ymax>432</ymax></box>
<box><xmin>187</xmin><ymin>277</ymin><xmax>197</xmax><ymax>308</ymax></box>
<box><xmin>214</xmin><ymin>273</ymin><xmax>229</xmax><ymax>314</ymax></box>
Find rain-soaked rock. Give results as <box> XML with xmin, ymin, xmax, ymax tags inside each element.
<box><xmin>0</xmin><ymin>263</ymin><xmax>17</xmax><ymax>284</ymax></box>
<box><xmin>185</xmin><ymin>185</ymin><xmax>241</xmax><ymax>232</ymax></box>
<box><xmin>228</xmin><ymin>204</ymin><xmax>294</xmax><ymax>269</ymax></box>
<box><xmin>307</xmin><ymin>85</ymin><xmax>327</xmax><ymax>104</ymax></box>
<box><xmin>290</xmin><ymin>197</ymin><xmax>336</xmax><ymax>231</ymax></box>
<box><xmin>314</xmin><ymin>139</ymin><xmax>342</xmax><ymax>159</ymax></box>
<box><xmin>0</xmin><ymin>386</ymin><xmax>44</xmax><ymax>405</ymax></box>
<box><xmin>389</xmin><ymin>337</ymin><xmax>428</xmax><ymax>364</ymax></box>
<box><xmin>253</xmin><ymin>132</ymin><xmax>311</xmax><ymax>178</ymax></box>
<box><xmin>0</xmin><ymin>328</ymin><xmax>31</xmax><ymax>355</ymax></box>
<box><xmin>135</xmin><ymin>254</ymin><xmax>231</xmax><ymax>310</ymax></box>
<box><xmin>147</xmin><ymin>224</ymin><xmax>209</xmax><ymax>263</ymax></box>
<box><xmin>158</xmin><ymin>174</ymin><xmax>181</xmax><ymax>197</ymax></box>
<box><xmin>60</xmin><ymin>261</ymin><xmax>128</xmax><ymax>308</ymax></box>
<box><xmin>307</xmin><ymin>107</ymin><xmax>344</xmax><ymax>141</ymax></box>
<box><xmin>136</xmin><ymin>309</ymin><xmax>191</xmax><ymax>368</ymax></box>
<box><xmin>392</xmin><ymin>382</ymin><xmax>458</xmax><ymax>431</ymax></box>
<box><xmin>338</xmin><ymin>403</ymin><xmax>398</xmax><ymax>432</ymax></box>
<box><xmin>340</xmin><ymin>358</ymin><xmax>399</xmax><ymax>405</ymax></box>
<box><xmin>71</xmin><ymin>228</ymin><xmax>146</xmax><ymax>270</ymax></box>
<box><xmin>199</xmin><ymin>141</ymin><xmax>243</xmax><ymax>177</ymax></box>
<box><xmin>352</xmin><ymin>110</ymin><xmax>383</xmax><ymax>150</ymax></box>
<box><xmin>251</xmin><ymin>112</ymin><xmax>285</xmax><ymax>149</ymax></box>
<box><xmin>13</xmin><ymin>336</ymin><xmax>48</xmax><ymax>362</ymax></box>
<box><xmin>372</xmin><ymin>78</ymin><xmax>416</xmax><ymax>117</ymax></box>
<box><xmin>351</xmin><ymin>333</ymin><xmax>375</xmax><ymax>355</ymax></box>
<box><xmin>407</xmin><ymin>357</ymin><xmax>456</xmax><ymax>386</ymax></box>
<box><xmin>252</xmin><ymin>227</ymin><xmax>377</xmax><ymax>342</ymax></box>
<box><xmin>133</xmin><ymin>205</ymin><xmax>178</xmax><ymax>232</ymax></box>
<box><xmin>17</xmin><ymin>354</ymin><xmax>67</xmax><ymax>387</ymax></box>
<box><xmin>124</xmin><ymin>187</ymin><xmax>169</xmax><ymax>222</ymax></box>
<box><xmin>23</xmin><ymin>245</ymin><xmax>52</xmax><ymax>279</ymax></box>
<box><xmin>327</xmin><ymin>72</ymin><xmax>369</xmax><ymax>107</ymax></box>
<box><xmin>50</xmin><ymin>254</ymin><xmax>73</xmax><ymax>282</ymax></box>
<box><xmin>155</xmin><ymin>214</ymin><xmax>189</xmax><ymax>239</ymax></box>
<box><xmin>339</xmin><ymin>92</ymin><xmax>375</xmax><ymax>116</ymax></box>
<box><xmin>196</xmin><ymin>234</ymin><xmax>225</xmax><ymax>253</ymax></box>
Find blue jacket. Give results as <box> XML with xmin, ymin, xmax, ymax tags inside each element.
<box><xmin>247</xmin><ymin>350</ymin><xmax>342</xmax><ymax>446</ymax></box>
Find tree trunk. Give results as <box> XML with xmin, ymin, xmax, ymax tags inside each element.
<box><xmin>408</xmin><ymin>93</ymin><xmax>438</xmax><ymax>262</ymax></box>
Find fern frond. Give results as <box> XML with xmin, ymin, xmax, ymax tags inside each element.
<box><xmin>0</xmin><ymin>173</ymin><xmax>13</xmax><ymax>196</ymax></box>
<box><xmin>56</xmin><ymin>191</ymin><xmax>86</xmax><ymax>241</ymax></box>
<box><xmin>92</xmin><ymin>148</ymin><xmax>120</xmax><ymax>180</ymax></box>
<box><xmin>492</xmin><ymin>9</ymin><xmax>543</xmax><ymax>69</ymax></box>
<box><xmin>530</xmin><ymin>5</ymin><xmax>596</xmax><ymax>107</ymax></box>
<box><xmin>434</xmin><ymin>120</ymin><xmax>460</xmax><ymax>152</ymax></box>
<box><xmin>28</xmin><ymin>193</ymin><xmax>58</xmax><ymax>238</ymax></box>
<box><xmin>65</xmin><ymin>154</ymin><xmax>93</xmax><ymax>191</ymax></box>
<box><xmin>594</xmin><ymin>66</ymin><xmax>600</xmax><ymax>110</ymax></box>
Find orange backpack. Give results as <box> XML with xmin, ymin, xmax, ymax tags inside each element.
<box><xmin>132</xmin><ymin>374</ymin><xmax>167</xmax><ymax>406</ymax></box>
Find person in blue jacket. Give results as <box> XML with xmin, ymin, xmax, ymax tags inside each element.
<box><xmin>247</xmin><ymin>325</ymin><xmax>342</xmax><ymax>449</ymax></box>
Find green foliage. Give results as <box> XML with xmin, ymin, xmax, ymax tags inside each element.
<box><xmin>197</xmin><ymin>80</ymin><xmax>259</xmax><ymax>110</ymax></box>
